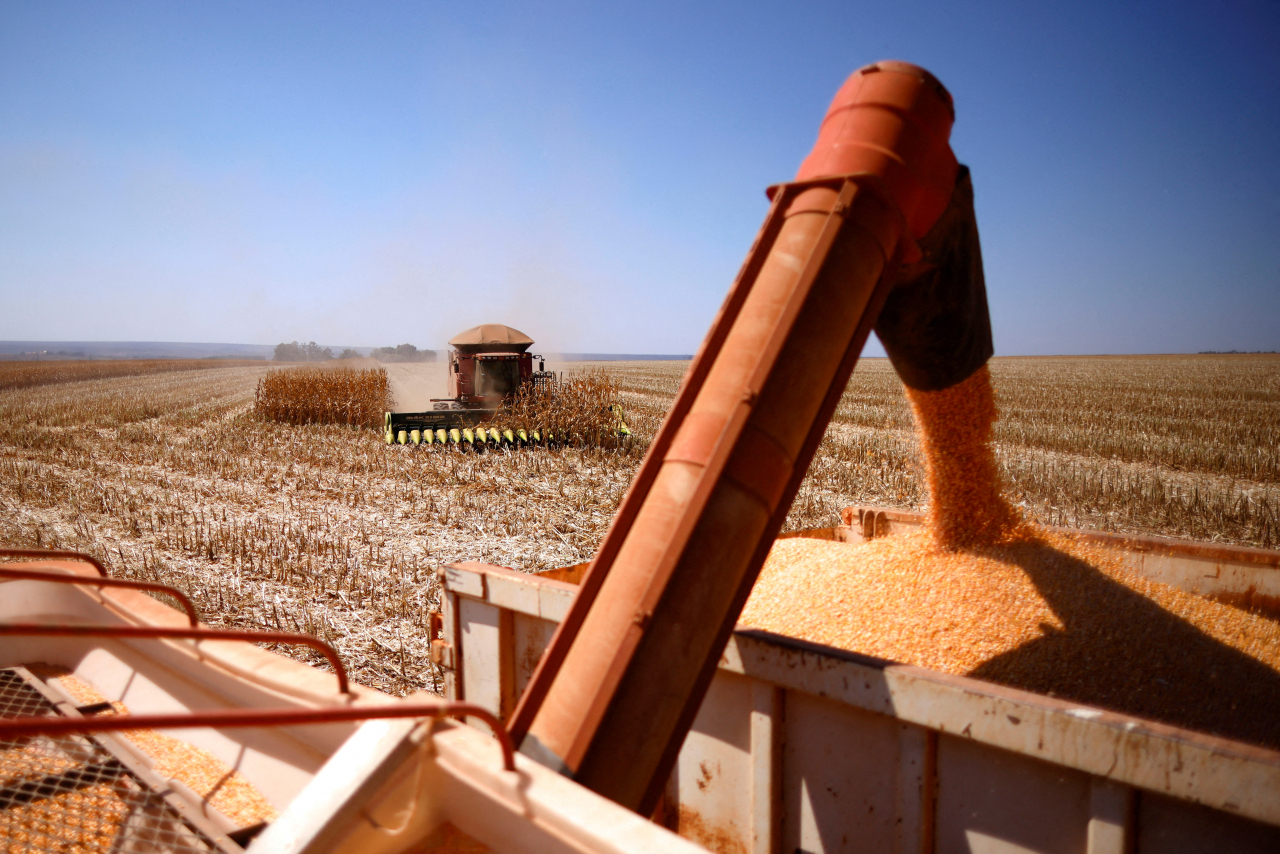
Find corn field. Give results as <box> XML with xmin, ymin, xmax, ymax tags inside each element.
<box><xmin>0</xmin><ymin>353</ymin><xmax>1276</xmax><ymax>696</ymax></box>
<box><xmin>255</xmin><ymin>365</ymin><xmax>393</xmax><ymax>429</ymax></box>
<box><xmin>789</xmin><ymin>355</ymin><xmax>1279</xmax><ymax>547</ymax></box>
<box><xmin>484</xmin><ymin>369</ymin><xmax>628</xmax><ymax>447</ymax></box>
<box><xmin>0</xmin><ymin>358</ymin><xmax>263</xmax><ymax>392</ymax></box>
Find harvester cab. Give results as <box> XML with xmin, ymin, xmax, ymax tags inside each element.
<box><xmin>435</xmin><ymin>323</ymin><xmax>547</xmax><ymax>411</ymax></box>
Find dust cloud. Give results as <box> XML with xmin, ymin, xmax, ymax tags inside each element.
<box><xmin>382</xmin><ymin>359</ymin><xmax>593</xmax><ymax>412</ymax></box>
<box><xmin>384</xmin><ymin>363</ymin><xmax>449</xmax><ymax>412</ymax></box>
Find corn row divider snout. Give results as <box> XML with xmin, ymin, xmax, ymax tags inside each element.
<box><xmin>383</xmin><ymin>407</ymin><xmax>631</xmax><ymax>451</ymax></box>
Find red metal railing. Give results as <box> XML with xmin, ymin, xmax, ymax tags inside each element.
<box><xmin>0</xmin><ymin>701</ymin><xmax>517</xmax><ymax>771</ymax></box>
<box><xmin>0</xmin><ymin>625</ymin><xmax>351</xmax><ymax>694</ymax></box>
<box><xmin>0</xmin><ymin>550</ymin><xmax>520</xmax><ymax>770</ymax></box>
<box><xmin>0</xmin><ymin>548</ymin><xmax>108</xmax><ymax>576</ymax></box>
<box><xmin>0</xmin><ymin>566</ymin><xmax>202</xmax><ymax>627</ymax></box>
<box><xmin>0</xmin><ymin>550</ymin><xmax>519</xmax><ymax>771</ymax></box>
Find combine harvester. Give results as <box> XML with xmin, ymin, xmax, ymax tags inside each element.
<box><xmin>3</xmin><ymin>61</ymin><xmax>1278</xmax><ymax>853</ymax></box>
<box><xmin>382</xmin><ymin>323</ymin><xmax>629</xmax><ymax>450</ymax></box>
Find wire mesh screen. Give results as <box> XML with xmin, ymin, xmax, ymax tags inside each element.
<box><xmin>0</xmin><ymin>668</ymin><xmax>225</xmax><ymax>853</ymax></box>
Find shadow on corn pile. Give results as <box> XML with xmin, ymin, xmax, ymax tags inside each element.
<box><xmin>968</xmin><ymin>538</ymin><xmax>1280</xmax><ymax>751</ymax></box>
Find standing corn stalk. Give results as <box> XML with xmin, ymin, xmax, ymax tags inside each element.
<box><xmin>483</xmin><ymin>369</ymin><xmax>629</xmax><ymax>449</ymax></box>
<box><xmin>255</xmin><ymin>366</ymin><xmax>393</xmax><ymax>428</ymax></box>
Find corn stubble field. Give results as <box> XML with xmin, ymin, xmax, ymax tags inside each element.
<box><xmin>0</xmin><ymin>354</ymin><xmax>1276</xmax><ymax>696</ymax></box>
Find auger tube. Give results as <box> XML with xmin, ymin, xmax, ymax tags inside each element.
<box><xmin>510</xmin><ymin>61</ymin><xmax>968</xmax><ymax>813</ymax></box>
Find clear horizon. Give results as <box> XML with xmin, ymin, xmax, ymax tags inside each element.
<box><xmin>3</xmin><ymin>2</ymin><xmax>1277</xmax><ymax>356</ymax></box>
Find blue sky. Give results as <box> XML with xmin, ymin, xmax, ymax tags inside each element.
<box><xmin>2</xmin><ymin>1</ymin><xmax>1277</xmax><ymax>355</ymax></box>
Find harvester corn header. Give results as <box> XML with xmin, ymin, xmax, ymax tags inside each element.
<box><xmin>383</xmin><ymin>323</ymin><xmax>630</xmax><ymax>449</ymax></box>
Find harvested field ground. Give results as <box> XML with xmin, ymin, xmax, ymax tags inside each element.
<box><xmin>0</xmin><ymin>358</ymin><xmax>265</xmax><ymax>392</ymax></box>
<box><xmin>0</xmin><ymin>354</ymin><xmax>1276</xmax><ymax>697</ymax></box>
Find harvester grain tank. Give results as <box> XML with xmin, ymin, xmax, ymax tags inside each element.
<box><xmin>438</xmin><ymin>323</ymin><xmax>546</xmax><ymax>410</ymax></box>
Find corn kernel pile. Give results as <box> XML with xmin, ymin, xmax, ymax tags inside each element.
<box><xmin>0</xmin><ymin>782</ymin><xmax>132</xmax><ymax>851</ymax></box>
<box><xmin>39</xmin><ymin>668</ymin><xmax>279</xmax><ymax>828</ymax></box>
<box><xmin>743</xmin><ymin>366</ymin><xmax>1280</xmax><ymax>748</ymax></box>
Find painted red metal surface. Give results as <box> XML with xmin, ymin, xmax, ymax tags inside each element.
<box><xmin>0</xmin><ymin>548</ymin><xmax>108</xmax><ymax>576</ymax></box>
<box><xmin>0</xmin><ymin>624</ymin><xmax>351</xmax><ymax>694</ymax></box>
<box><xmin>0</xmin><ymin>565</ymin><xmax>202</xmax><ymax>627</ymax></box>
<box><xmin>0</xmin><ymin>701</ymin><xmax>517</xmax><ymax>772</ymax></box>
<box><xmin>511</xmin><ymin>61</ymin><xmax>960</xmax><ymax>812</ymax></box>
<box><xmin>794</xmin><ymin>60</ymin><xmax>957</xmax><ymax>241</ymax></box>
<box><xmin>447</xmin><ymin>352</ymin><xmax>534</xmax><ymax>408</ymax></box>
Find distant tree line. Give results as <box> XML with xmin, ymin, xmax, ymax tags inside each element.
<box><xmin>273</xmin><ymin>341</ymin><xmax>333</xmax><ymax>362</ymax></box>
<box><xmin>371</xmin><ymin>343</ymin><xmax>437</xmax><ymax>362</ymax></box>
<box><xmin>273</xmin><ymin>341</ymin><xmax>438</xmax><ymax>362</ymax></box>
